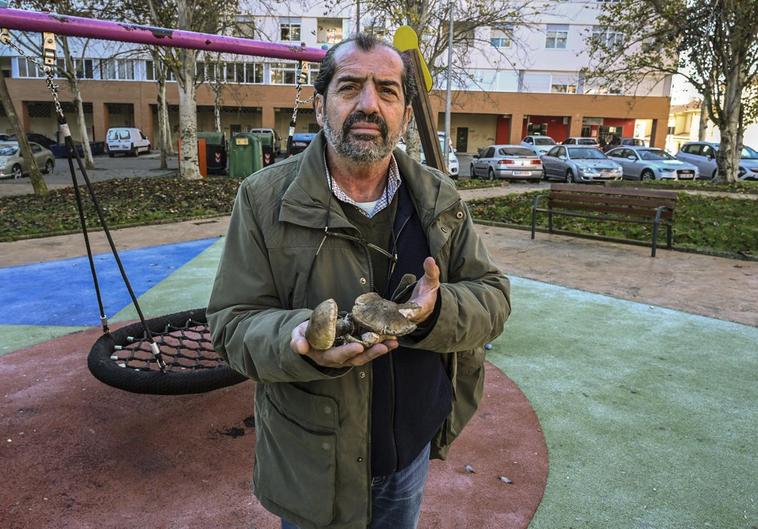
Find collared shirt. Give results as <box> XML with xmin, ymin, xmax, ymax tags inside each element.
<box><xmin>323</xmin><ymin>149</ymin><xmax>402</xmax><ymax>218</ymax></box>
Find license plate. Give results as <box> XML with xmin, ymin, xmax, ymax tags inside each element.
<box><xmin>513</xmin><ymin>171</ymin><xmax>531</xmax><ymax>176</ymax></box>
<box><xmin>679</xmin><ymin>175</ymin><xmax>693</xmax><ymax>180</ymax></box>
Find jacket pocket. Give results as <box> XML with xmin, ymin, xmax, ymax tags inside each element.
<box><xmin>255</xmin><ymin>386</ymin><xmax>338</xmax><ymax>526</ymax></box>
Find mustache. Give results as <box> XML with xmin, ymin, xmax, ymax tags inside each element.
<box><xmin>342</xmin><ymin>112</ymin><xmax>388</xmax><ymax>139</ymax></box>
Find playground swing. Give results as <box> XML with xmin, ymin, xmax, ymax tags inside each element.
<box><xmin>1</xmin><ymin>7</ymin><xmax>444</xmax><ymax>395</ymax></box>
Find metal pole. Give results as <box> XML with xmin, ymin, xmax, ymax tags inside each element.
<box><xmin>443</xmin><ymin>0</ymin><xmax>454</xmax><ymax>158</ymax></box>
<box><xmin>0</xmin><ymin>7</ymin><xmax>326</xmax><ymax>62</ymax></box>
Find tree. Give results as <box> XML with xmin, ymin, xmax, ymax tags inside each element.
<box><xmin>584</xmin><ymin>0</ymin><xmax>758</xmax><ymax>183</ymax></box>
<box><xmin>0</xmin><ymin>68</ymin><xmax>48</xmax><ymax>195</ymax></box>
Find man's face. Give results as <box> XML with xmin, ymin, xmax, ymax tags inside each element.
<box><xmin>316</xmin><ymin>43</ymin><xmax>412</xmax><ymax>164</ymax></box>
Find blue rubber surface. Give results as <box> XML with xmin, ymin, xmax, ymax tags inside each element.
<box><xmin>0</xmin><ymin>238</ymin><xmax>217</xmax><ymax>326</ymax></box>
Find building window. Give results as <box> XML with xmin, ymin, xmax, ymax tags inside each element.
<box><xmin>592</xmin><ymin>26</ymin><xmax>624</xmax><ymax>48</ymax></box>
<box><xmin>551</xmin><ymin>83</ymin><xmax>577</xmax><ymax>93</ymax></box>
<box><xmin>307</xmin><ymin>63</ymin><xmax>320</xmax><ymax>85</ymax></box>
<box><xmin>317</xmin><ymin>18</ymin><xmax>343</xmax><ymax>44</ymax></box>
<box><xmin>280</xmin><ymin>18</ymin><xmax>301</xmax><ymax>41</ymax></box>
<box><xmin>16</xmin><ymin>57</ymin><xmax>44</xmax><ymax>78</ymax></box>
<box><xmin>490</xmin><ymin>25</ymin><xmax>512</xmax><ymax>48</ymax></box>
<box><xmin>545</xmin><ymin>24</ymin><xmax>569</xmax><ymax>49</ymax></box>
<box><xmin>100</xmin><ymin>59</ymin><xmax>135</xmax><ymax>80</ymax></box>
<box><xmin>235</xmin><ymin>15</ymin><xmax>256</xmax><ymax>38</ymax></box>
<box><xmin>245</xmin><ymin>63</ymin><xmax>263</xmax><ymax>84</ymax></box>
<box><xmin>270</xmin><ymin>62</ymin><xmax>297</xmax><ymax>84</ymax></box>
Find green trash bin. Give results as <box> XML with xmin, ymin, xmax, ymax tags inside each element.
<box><xmin>228</xmin><ymin>133</ymin><xmax>263</xmax><ymax>178</ymax></box>
<box><xmin>197</xmin><ymin>131</ymin><xmax>227</xmax><ymax>175</ymax></box>
<box><xmin>249</xmin><ymin>130</ymin><xmax>276</xmax><ymax>167</ymax></box>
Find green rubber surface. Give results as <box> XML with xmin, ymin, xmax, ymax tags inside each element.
<box><xmin>489</xmin><ymin>277</ymin><xmax>757</xmax><ymax>529</ymax></box>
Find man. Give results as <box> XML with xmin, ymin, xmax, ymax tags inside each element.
<box><xmin>207</xmin><ymin>33</ymin><xmax>510</xmax><ymax>529</ymax></box>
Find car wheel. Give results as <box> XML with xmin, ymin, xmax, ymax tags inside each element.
<box><xmin>470</xmin><ymin>165</ymin><xmax>476</xmax><ymax>178</ymax></box>
<box><xmin>542</xmin><ymin>168</ymin><xmax>548</xmax><ymax>181</ymax></box>
<box><xmin>641</xmin><ymin>169</ymin><xmax>654</xmax><ymax>181</ymax></box>
<box><xmin>12</xmin><ymin>164</ymin><xmax>23</xmax><ymax>179</ymax></box>
<box><xmin>132</xmin><ymin>143</ymin><xmax>140</xmax><ymax>157</ymax></box>
<box><xmin>488</xmin><ymin>168</ymin><xmax>495</xmax><ymax>181</ymax></box>
<box><xmin>566</xmin><ymin>170</ymin><xmax>574</xmax><ymax>183</ymax></box>
<box><xmin>44</xmin><ymin>159</ymin><xmax>54</xmax><ymax>174</ymax></box>
<box><xmin>711</xmin><ymin>169</ymin><xmax>717</xmax><ymax>180</ymax></box>
<box><xmin>108</xmin><ymin>152</ymin><xmax>115</xmax><ymax>158</ymax></box>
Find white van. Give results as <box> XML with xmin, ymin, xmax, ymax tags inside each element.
<box><xmin>106</xmin><ymin>127</ymin><xmax>151</xmax><ymax>157</ymax></box>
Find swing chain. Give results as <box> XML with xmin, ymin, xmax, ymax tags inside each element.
<box><xmin>289</xmin><ymin>61</ymin><xmax>314</xmax><ymax>128</ymax></box>
<box><xmin>1</xmin><ymin>29</ymin><xmax>65</xmax><ymax>121</ymax></box>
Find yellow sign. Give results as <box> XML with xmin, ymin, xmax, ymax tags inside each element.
<box><xmin>393</xmin><ymin>26</ymin><xmax>433</xmax><ymax>93</ymax></box>
<box><xmin>235</xmin><ymin>137</ymin><xmax>249</xmax><ymax>145</ymax></box>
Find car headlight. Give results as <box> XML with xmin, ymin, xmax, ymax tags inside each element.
<box><xmin>582</xmin><ymin>167</ymin><xmax>597</xmax><ymax>174</ymax></box>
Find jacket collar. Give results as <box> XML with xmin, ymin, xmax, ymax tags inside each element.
<box><xmin>279</xmin><ymin>131</ymin><xmax>460</xmax><ymax>230</ymax></box>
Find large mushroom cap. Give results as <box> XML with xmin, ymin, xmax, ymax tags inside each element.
<box><xmin>305</xmin><ymin>298</ymin><xmax>339</xmax><ymax>350</ymax></box>
<box><xmin>351</xmin><ymin>292</ymin><xmax>418</xmax><ymax>336</ymax></box>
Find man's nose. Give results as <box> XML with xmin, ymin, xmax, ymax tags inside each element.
<box><xmin>356</xmin><ymin>84</ymin><xmax>381</xmax><ymax>114</ymax></box>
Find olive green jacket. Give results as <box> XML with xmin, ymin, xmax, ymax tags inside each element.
<box><xmin>207</xmin><ymin>132</ymin><xmax>511</xmax><ymax>529</ymax></box>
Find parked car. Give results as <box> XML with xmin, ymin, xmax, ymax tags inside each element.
<box><xmin>105</xmin><ymin>127</ymin><xmax>151</xmax><ymax>157</ymax></box>
<box><xmin>419</xmin><ymin>133</ymin><xmax>460</xmax><ymax>178</ymax></box>
<box><xmin>289</xmin><ymin>132</ymin><xmax>317</xmax><ymax>155</ymax></box>
<box><xmin>0</xmin><ymin>141</ymin><xmax>55</xmax><ymax>179</ymax></box>
<box><xmin>521</xmin><ymin>135</ymin><xmax>557</xmax><ymax>155</ymax></box>
<box><xmin>676</xmin><ymin>141</ymin><xmax>758</xmax><ymax>180</ymax></box>
<box><xmin>603</xmin><ymin>137</ymin><xmax>647</xmax><ymax>152</ymax></box>
<box><xmin>606</xmin><ymin>146</ymin><xmax>699</xmax><ymax>180</ymax></box>
<box><xmin>541</xmin><ymin>145</ymin><xmax>622</xmax><ymax>183</ymax></box>
<box><xmin>562</xmin><ymin>136</ymin><xmax>600</xmax><ymax>147</ymax></box>
<box><xmin>470</xmin><ymin>144</ymin><xmax>543</xmax><ymax>181</ymax></box>
<box><xmin>249</xmin><ymin>127</ymin><xmax>283</xmax><ymax>157</ymax></box>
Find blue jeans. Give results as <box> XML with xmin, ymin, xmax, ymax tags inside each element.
<box><xmin>282</xmin><ymin>443</ymin><xmax>431</xmax><ymax>529</ymax></box>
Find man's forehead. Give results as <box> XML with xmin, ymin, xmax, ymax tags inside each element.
<box><xmin>331</xmin><ymin>43</ymin><xmax>404</xmax><ymax>84</ymax></box>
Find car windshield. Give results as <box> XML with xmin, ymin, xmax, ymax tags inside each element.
<box><xmin>577</xmin><ymin>139</ymin><xmax>597</xmax><ymax>145</ymax></box>
<box><xmin>0</xmin><ymin>143</ymin><xmax>18</xmax><ymax>156</ymax></box>
<box><xmin>741</xmin><ymin>146</ymin><xmax>758</xmax><ymax>159</ymax></box>
<box><xmin>499</xmin><ymin>147</ymin><xmax>535</xmax><ymax>157</ymax></box>
<box><xmin>639</xmin><ymin>149</ymin><xmax>675</xmax><ymax>161</ymax></box>
<box><xmin>534</xmin><ymin>137</ymin><xmax>555</xmax><ymax>145</ymax></box>
<box><xmin>568</xmin><ymin>147</ymin><xmax>605</xmax><ymax>159</ymax></box>
<box><xmin>107</xmin><ymin>130</ymin><xmax>130</xmax><ymax>140</ymax></box>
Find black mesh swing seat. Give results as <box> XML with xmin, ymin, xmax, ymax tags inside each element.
<box><xmin>88</xmin><ymin>309</ymin><xmax>246</xmax><ymax>395</ymax></box>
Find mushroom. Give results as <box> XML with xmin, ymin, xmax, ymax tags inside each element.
<box><xmin>304</xmin><ymin>293</ymin><xmax>420</xmax><ymax>349</ymax></box>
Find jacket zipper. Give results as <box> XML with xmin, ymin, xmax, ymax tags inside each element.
<box><xmin>386</xmin><ymin>210</ymin><xmax>413</xmax><ymax>472</ymax></box>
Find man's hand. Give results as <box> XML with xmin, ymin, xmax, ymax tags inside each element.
<box><xmin>291</xmin><ymin>320</ymin><xmax>398</xmax><ymax>368</ymax></box>
<box><xmin>408</xmin><ymin>256</ymin><xmax>440</xmax><ymax>324</ymax></box>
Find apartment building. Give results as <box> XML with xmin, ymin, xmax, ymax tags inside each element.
<box><xmin>0</xmin><ymin>0</ymin><xmax>671</xmax><ymax>154</ymax></box>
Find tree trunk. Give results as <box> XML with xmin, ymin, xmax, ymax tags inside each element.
<box><xmin>178</xmin><ymin>49</ymin><xmax>201</xmax><ymax>179</ymax></box>
<box><xmin>213</xmin><ymin>85</ymin><xmax>222</xmax><ymax>134</ymax></box>
<box><xmin>157</xmin><ymin>76</ymin><xmax>168</xmax><ymax>170</ymax></box>
<box><xmin>0</xmin><ymin>69</ymin><xmax>47</xmax><ymax>196</ymax></box>
<box><xmin>715</xmin><ymin>67</ymin><xmax>743</xmax><ymax>184</ymax></box>
<box><xmin>62</xmin><ymin>37</ymin><xmax>95</xmax><ymax>170</ymax></box>
<box><xmin>405</xmin><ymin>117</ymin><xmax>421</xmax><ymax>162</ymax></box>
<box><xmin>698</xmin><ymin>98</ymin><xmax>708</xmax><ymax>141</ymax></box>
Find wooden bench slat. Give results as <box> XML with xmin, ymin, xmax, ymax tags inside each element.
<box><xmin>546</xmin><ymin>201</ymin><xmax>674</xmax><ymax>219</ymax></box>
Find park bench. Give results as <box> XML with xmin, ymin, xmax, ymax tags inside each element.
<box><xmin>530</xmin><ymin>184</ymin><xmax>678</xmax><ymax>257</ymax></box>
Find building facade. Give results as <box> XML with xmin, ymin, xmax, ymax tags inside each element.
<box><xmin>0</xmin><ymin>0</ymin><xmax>671</xmax><ymax>154</ymax></box>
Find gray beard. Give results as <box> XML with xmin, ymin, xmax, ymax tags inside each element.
<box><xmin>323</xmin><ymin>115</ymin><xmax>402</xmax><ymax>164</ymax></box>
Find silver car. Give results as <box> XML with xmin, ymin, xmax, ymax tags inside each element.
<box><xmin>470</xmin><ymin>145</ymin><xmax>543</xmax><ymax>181</ymax></box>
<box><xmin>541</xmin><ymin>145</ymin><xmax>623</xmax><ymax>183</ymax></box>
<box><xmin>676</xmin><ymin>141</ymin><xmax>758</xmax><ymax>180</ymax></box>
<box><xmin>521</xmin><ymin>135</ymin><xmax>557</xmax><ymax>155</ymax></box>
<box><xmin>606</xmin><ymin>146</ymin><xmax>699</xmax><ymax>180</ymax></box>
<box><xmin>0</xmin><ymin>142</ymin><xmax>55</xmax><ymax>179</ymax></box>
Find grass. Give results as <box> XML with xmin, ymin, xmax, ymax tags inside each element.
<box><xmin>0</xmin><ymin>176</ymin><xmax>242</xmax><ymax>241</ymax></box>
<box><xmin>454</xmin><ymin>178</ymin><xmax>505</xmax><ymax>190</ymax></box>
<box><xmin>469</xmin><ymin>191</ymin><xmax>758</xmax><ymax>258</ymax></box>
<box><xmin>606</xmin><ymin>178</ymin><xmax>758</xmax><ymax>194</ymax></box>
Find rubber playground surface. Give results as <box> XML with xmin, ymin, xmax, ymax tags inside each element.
<box><xmin>1</xmin><ymin>228</ymin><xmax>756</xmax><ymax>529</ymax></box>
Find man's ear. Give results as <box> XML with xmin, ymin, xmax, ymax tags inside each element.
<box><xmin>315</xmin><ymin>94</ymin><xmax>325</xmax><ymax>127</ymax></box>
